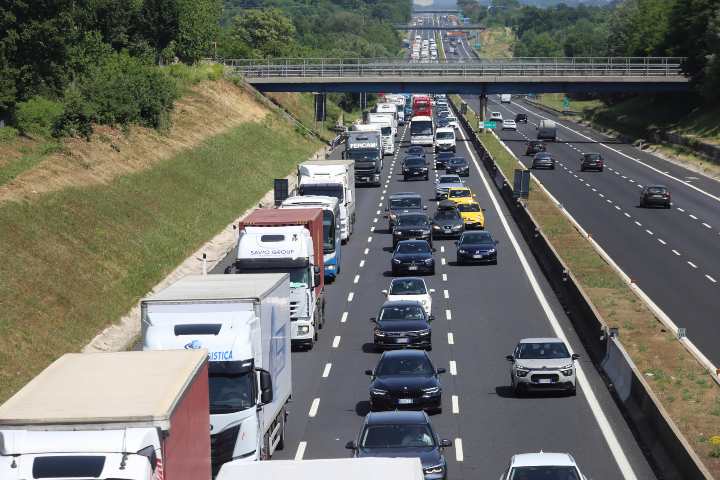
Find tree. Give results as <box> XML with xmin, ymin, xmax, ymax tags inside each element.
<box><xmin>230</xmin><ymin>8</ymin><xmax>297</xmax><ymax>58</ymax></box>
<box><xmin>176</xmin><ymin>0</ymin><xmax>222</xmax><ymax>62</ymax></box>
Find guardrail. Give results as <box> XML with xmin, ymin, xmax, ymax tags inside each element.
<box><xmin>223</xmin><ymin>57</ymin><xmax>685</xmax><ymax>78</ymax></box>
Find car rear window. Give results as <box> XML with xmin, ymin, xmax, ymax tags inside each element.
<box><xmin>647</xmin><ymin>187</ymin><xmax>667</xmax><ymax>194</ymax></box>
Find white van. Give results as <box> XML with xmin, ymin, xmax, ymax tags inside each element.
<box><xmin>500</xmin><ymin>94</ymin><xmax>512</xmax><ymax>104</ymax></box>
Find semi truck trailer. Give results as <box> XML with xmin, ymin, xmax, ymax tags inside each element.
<box><xmin>217</xmin><ymin>457</ymin><xmax>424</xmax><ymax>480</ymax></box>
<box><xmin>0</xmin><ymin>350</ymin><xmax>210</xmax><ymax>480</ymax></box>
<box><xmin>142</xmin><ymin>273</ymin><xmax>292</xmax><ymax>475</ymax></box>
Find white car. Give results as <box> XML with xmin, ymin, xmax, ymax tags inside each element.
<box><xmin>500</xmin><ymin>452</ymin><xmax>587</xmax><ymax>479</ymax></box>
<box><xmin>502</xmin><ymin>119</ymin><xmax>517</xmax><ymax>131</ymax></box>
<box><xmin>490</xmin><ymin>112</ymin><xmax>503</xmax><ymax>122</ymax></box>
<box><xmin>506</xmin><ymin>337</ymin><xmax>579</xmax><ymax>396</ymax></box>
<box><xmin>445</xmin><ymin>113</ymin><xmax>459</xmax><ymax>130</ymax></box>
<box><xmin>434</xmin><ymin>127</ymin><xmax>456</xmax><ymax>153</ymax></box>
<box><xmin>382</xmin><ymin>277</ymin><xmax>435</xmax><ymax>316</ymax></box>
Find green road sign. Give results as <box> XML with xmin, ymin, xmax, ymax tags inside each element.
<box><xmin>482</xmin><ymin>121</ymin><xmax>497</xmax><ymax>129</ymax></box>
<box><xmin>562</xmin><ymin>96</ymin><xmax>570</xmax><ymax>109</ymax></box>
<box><xmin>475</xmin><ymin>42</ymin><xmax>481</xmax><ymax>48</ymax></box>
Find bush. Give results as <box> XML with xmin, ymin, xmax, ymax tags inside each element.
<box><xmin>15</xmin><ymin>97</ymin><xmax>64</xmax><ymax>138</ymax></box>
<box><xmin>0</xmin><ymin>126</ymin><xmax>19</xmax><ymax>143</ymax></box>
<box><xmin>164</xmin><ymin>63</ymin><xmax>224</xmax><ymax>91</ymax></box>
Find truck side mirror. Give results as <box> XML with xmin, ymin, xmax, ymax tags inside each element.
<box><xmin>505</xmin><ymin>355</ymin><xmax>515</xmax><ymax>362</ymax></box>
<box><xmin>572</xmin><ymin>353</ymin><xmax>580</xmax><ymax>360</ymax></box>
<box><xmin>313</xmin><ymin>266</ymin><xmax>321</xmax><ymax>286</ymax></box>
<box><xmin>364</xmin><ymin>369</ymin><xmax>373</xmax><ymax>376</ymax></box>
<box><xmin>345</xmin><ymin>441</ymin><xmax>357</xmax><ymax>450</ymax></box>
<box><xmin>381</xmin><ymin>289</ymin><xmax>388</xmax><ymax>295</ymax></box>
<box><xmin>258</xmin><ymin>369</ymin><xmax>273</xmax><ymax>405</ymax></box>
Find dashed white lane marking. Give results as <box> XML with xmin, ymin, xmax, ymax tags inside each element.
<box><xmin>455</xmin><ymin>438</ymin><xmax>464</xmax><ymax>462</ymax></box>
<box><xmin>353</xmin><ymin>274</ymin><xmax>360</xmax><ymax>284</ymax></box>
<box><xmin>677</xmin><ymin>207</ymin><xmax>685</xmax><ymax>212</ymax></box>
<box><xmin>629</xmin><ymin>179</ymin><xmax>635</xmax><ymax>183</ymax></box>
<box><xmin>452</xmin><ymin>395</ymin><xmax>460</xmax><ymax>414</ymax></box>
<box><xmin>378</xmin><ymin>202</ymin><xmax>382</xmax><ymax>207</ymax></box>
<box><xmin>449</xmin><ymin>360</ymin><xmax>457</xmax><ymax>375</ymax></box>
<box><xmin>376</xmin><ymin>210</ymin><xmax>381</xmax><ymax>215</ymax></box>
<box><xmin>621</xmin><ymin>175</ymin><xmax>627</xmax><ymax>179</ymax></box>
<box><xmin>332</xmin><ymin>335</ymin><xmax>341</xmax><ymax>348</ymax></box>
<box><xmin>370</xmin><ymin>226</ymin><xmax>375</xmax><ymax>232</ymax></box>
<box><xmin>359</xmin><ymin>260</ymin><xmax>365</xmax><ymax>268</ymax></box>
<box><xmin>447</xmin><ymin>332</ymin><xmax>454</xmax><ymax>344</ymax></box>
<box><xmin>614</xmin><ymin>205</ymin><xmax>621</xmax><ymax>210</ymax></box>
<box><xmin>445</xmin><ymin>309</ymin><xmax>452</xmax><ymax>320</ymax></box>
<box><xmin>672</xmin><ymin>249</ymin><xmax>681</xmax><ymax>256</ymax></box>
<box><xmin>690</xmin><ymin>214</ymin><xmax>698</xmax><ymax>220</ymax></box>
<box><xmin>382</xmin><ymin>189</ymin><xmax>387</xmax><ymax>194</ymax></box>
<box><xmin>599</xmin><ymin>193</ymin><xmax>605</xmax><ymax>198</ymax></box>
<box><xmin>341</xmin><ymin>312</ymin><xmax>348</xmax><ymax>323</ymax></box>
<box><xmin>347</xmin><ymin>292</ymin><xmax>354</xmax><ymax>302</ymax></box>
<box><xmin>322</xmin><ymin>363</ymin><xmax>332</xmax><ymax>378</ymax></box>
<box><xmin>592</xmin><ymin>188</ymin><xmax>597</xmax><ymax>192</ymax></box>
<box><xmin>295</xmin><ymin>441</ymin><xmax>307</xmax><ymax>460</ymax></box>
<box><xmin>688</xmin><ymin>261</ymin><xmax>698</xmax><ymax>269</ymax></box>
<box><xmin>646</xmin><ymin>230</ymin><xmax>654</xmax><ymax>235</ymax></box>
<box><xmin>364</xmin><ymin>248</ymin><xmax>369</xmax><ymax>255</ymax></box>
<box><xmin>443</xmin><ymin>289</ymin><xmax>449</xmax><ymax>299</ymax></box>
<box><xmin>442</xmin><ymin>273</ymin><xmax>448</xmax><ymax>281</ymax></box>
<box><xmin>380</xmin><ymin>195</ymin><xmax>384</xmax><ymax>200</ymax></box>
<box><xmin>308</xmin><ymin>398</ymin><xmax>320</xmax><ymax>417</ymax></box>
<box><xmin>624</xmin><ymin>212</ymin><xmax>631</xmax><ymax>218</ymax></box>
<box><xmin>658</xmin><ymin>239</ymin><xmax>667</xmax><ymax>245</ymax></box>
<box><xmin>440</xmin><ymin>245</ymin><xmax>445</xmax><ymax>253</ymax></box>
<box><xmin>606</xmin><ymin>199</ymin><xmax>613</xmax><ymax>204</ymax></box>
<box><xmin>367</xmin><ymin>236</ymin><xmax>373</xmax><ymax>243</ymax></box>
<box><xmin>707</xmin><ymin>275</ymin><xmax>717</xmax><ymax>283</ymax></box>
<box><xmin>373</xmin><ymin>218</ymin><xmax>378</xmax><ymax>223</ymax></box>
<box><xmin>703</xmin><ymin>222</ymin><xmax>712</xmax><ymax>229</ymax></box>
<box><xmin>634</xmin><ymin>221</ymin><xmax>642</xmax><ymax>227</ymax></box>
<box><xmin>441</xmin><ymin>258</ymin><xmax>446</xmax><ymax>265</ymax></box>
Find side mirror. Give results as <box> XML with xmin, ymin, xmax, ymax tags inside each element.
<box><xmin>482</xmin><ymin>208</ymin><xmax>487</xmax><ymax>212</ymax></box>
<box><xmin>440</xmin><ymin>439</ymin><xmax>452</xmax><ymax>448</ymax></box>
<box><xmin>429</xmin><ymin>288</ymin><xmax>436</xmax><ymax>293</ymax></box>
<box><xmin>436</xmin><ymin>367</ymin><xmax>446</xmax><ymax>374</ymax></box>
<box><xmin>428</xmin><ymin>315</ymin><xmax>435</xmax><ymax>322</ymax></box>
<box><xmin>313</xmin><ymin>268</ymin><xmax>321</xmax><ymax>286</ymax></box>
<box><xmin>258</xmin><ymin>369</ymin><xmax>273</xmax><ymax>405</ymax></box>
<box><xmin>370</xmin><ymin>317</ymin><xmax>377</xmax><ymax>323</ymax></box>
<box><xmin>364</xmin><ymin>369</ymin><xmax>373</xmax><ymax>376</ymax></box>
<box><xmin>572</xmin><ymin>353</ymin><xmax>580</xmax><ymax>360</ymax></box>
<box><xmin>505</xmin><ymin>355</ymin><xmax>515</xmax><ymax>362</ymax></box>
<box><xmin>345</xmin><ymin>441</ymin><xmax>357</xmax><ymax>450</ymax></box>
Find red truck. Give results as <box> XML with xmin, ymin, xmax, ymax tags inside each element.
<box><xmin>0</xmin><ymin>350</ymin><xmax>211</xmax><ymax>480</ymax></box>
<box><xmin>230</xmin><ymin>208</ymin><xmax>326</xmax><ymax>349</ymax></box>
<box><xmin>412</xmin><ymin>95</ymin><xmax>433</xmax><ymax>117</ymax></box>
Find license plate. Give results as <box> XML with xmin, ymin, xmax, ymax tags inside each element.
<box><xmin>653</xmin><ymin>195</ymin><xmax>664</xmax><ymax>198</ymax></box>
<box><xmin>362</xmin><ymin>177</ymin><xmax>369</xmax><ymax>182</ymax></box>
<box><xmin>398</xmin><ymin>398</ymin><xmax>413</xmax><ymax>405</ymax></box>
<box><xmin>538</xmin><ymin>378</ymin><xmax>552</xmax><ymax>384</ymax></box>
<box><xmin>396</xmin><ymin>338</ymin><xmax>410</xmax><ymax>344</ymax></box>
<box><xmin>409</xmin><ymin>266</ymin><xmax>418</xmax><ymax>271</ymax></box>
<box><xmin>413</xmin><ymin>171</ymin><xmax>422</xmax><ymax>175</ymax></box>
<box><xmin>473</xmin><ymin>254</ymin><xmax>483</xmax><ymax>259</ymax></box>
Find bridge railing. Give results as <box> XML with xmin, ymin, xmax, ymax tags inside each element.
<box><xmin>223</xmin><ymin>57</ymin><xmax>685</xmax><ymax>78</ymax></box>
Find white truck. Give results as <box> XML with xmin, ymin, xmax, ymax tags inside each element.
<box><xmin>367</xmin><ymin>112</ymin><xmax>396</xmax><ymax>156</ymax></box>
<box><xmin>296</xmin><ymin>159</ymin><xmax>356</xmax><ymax>245</ymax></box>
<box><xmin>142</xmin><ymin>273</ymin><xmax>292</xmax><ymax>475</ymax></box>
<box><xmin>375</xmin><ymin>102</ymin><xmax>399</xmax><ymax>125</ymax></box>
<box><xmin>0</xmin><ymin>350</ymin><xmax>211</xmax><ymax>480</ymax></box>
<box><xmin>217</xmin><ymin>458</ymin><xmax>425</xmax><ymax>480</ymax></box>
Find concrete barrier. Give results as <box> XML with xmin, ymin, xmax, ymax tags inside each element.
<box><xmin>451</xmin><ymin>97</ymin><xmax>711</xmax><ymax>479</ymax></box>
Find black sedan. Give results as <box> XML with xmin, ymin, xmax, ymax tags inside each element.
<box><xmin>515</xmin><ymin>113</ymin><xmax>528</xmax><ymax>124</ymax></box>
<box><xmin>391</xmin><ymin>240</ymin><xmax>435</xmax><ymax>275</ymax></box>
<box><xmin>640</xmin><ymin>185</ymin><xmax>671</xmax><ymax>208</ymax></box>
<box><xmin>531</xmin><ymin>152</ymin><xmax>555</xmax><ymax>169</ymax></box>
<box><xmin>525</xmin><ymin>140</ymin><xmax>546</xmax><ymax>156</ymax></box>
<box><xmin>445</xmin><ymin>157</ymin><xmax>470</xmax><ymax>177</ymax></box>
<box><xmin>393</xmin><ymin>213</ymin><xmax>433</xmax><ymax>248</ymax></box>
<box><xmin>580</xmin><ymin>152</ymin><xmax>604</xmax><ymax>172</ymax></box>
<box><xmin>347</xmin><ymin>411</ymin><xmax>451</xmax><ymax>480</ymax></box>
<box><xmin>403</xmin><ymin>156</ymin><xmax>430</xmax><ymax>181</ymax></box>
<box><xmin>435</xmin><ymin>151</ymin><xmax>454</xmax><ymax>169</ymax></box>
<box><xmin>406</xmin><ymin>146</ymin><xmax>426</xmax><ymax>159</ymax></box>
<box><xmin>432</xmin><ymin>203</ymin><xmax>464</xmax><ymax>239</ymax></box>
<box><xmin>455</xmin><ymin>231</ymin><xmax>498</xmax><ymax>265</ymax></box>
<box><xmin>366</xmin><ymin>350</ymin><xmax>445</xmax><ymax>412</ymax></box>
<box><xmin>371</xmin><ymin>301</ymin><xmax>433</xmax><ymax>350</ymax></box>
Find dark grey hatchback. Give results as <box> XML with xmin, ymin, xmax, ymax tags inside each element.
<box><xmin>346</xmin><ymin>411</ymin><xmax>451</xmax><ymax>480</ymax></box>
<box><xmin>392</xmin><ymin>240</ymin><xmax>435</xmax><ymax>275</ymax></box>
<box><xmin>371</xmin><ymin>300</ymin><xmax>433</xmax><ymax>350</ymax></box>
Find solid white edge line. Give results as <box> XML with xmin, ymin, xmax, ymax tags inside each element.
<box><xmin>295</xmin><ymin>441</ymin><xmax>307</xmax><ymax>460</ymax></box>
<box><xmin>322</xmin><ymin>363</ymin><xmax>332</xmax><ymax>378</ymax></box>
<box><xmin>457</xmin><ymin>123</ymin><xmax>639</xmax><ymax>480</ymax></box>
<box><xmin>308</xmin><ymin>398</ymin><xmax>320</xmax><ymax>417</ymax></box>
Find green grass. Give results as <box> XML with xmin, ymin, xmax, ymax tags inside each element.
<box><xmin>474</xmin><ymin>27</ymin><xmax>515</xmax><ymax>58</ymax></box>
<box><xmin>0</xmin><ymin>141</ymin><xmax>62</xmax><ymax>188</ymax></box>
<box><xmin>164</xmin><ymin>63</ymin><xmax>225</xmax><ymax>94</ymax></box>
<box><xmin>0</xmin><ymin>114</ymin><xmax>320</xmax><ymax>403</ymax></box>
<box><xmin>534</xmin><ymin>93</ymin><xmax>602</xmax><ymax>114</ymax></box>
<box><xmin>435</xmin><ymin>32</ymin><xmax>446</xmax><ymax>61</ymax></box>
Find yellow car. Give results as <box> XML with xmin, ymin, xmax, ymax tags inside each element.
<box><xmin>457</xmin><ymin>202</ymin><xmax>485</xmax><ymax>229</ymax></box>
<box><xmin>446</xmin><ymin>187</ymin><xmax>476</xmax><ymax>206</ymax></box>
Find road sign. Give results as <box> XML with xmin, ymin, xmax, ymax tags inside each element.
<box><xmin>562</xmin><ymin>96</ymin><xmax>570</xmax><ymax>109</ymax></box>
<box><xmin>482</xmin><ymin>121</ymin><xmax>497</xmax><ymax>129</ymax></box>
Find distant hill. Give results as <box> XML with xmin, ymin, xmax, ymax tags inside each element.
<box><xmin>474</xmin><ymin>0</ymin><xmax>612</xmax><ymax>5</ymax></box>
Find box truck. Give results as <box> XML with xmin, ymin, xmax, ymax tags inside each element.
<box><xmin>142</xmin><ymin>274</ymin><xmax>291</xmax><ymax>475</ymax></box>
<box><xmin>217</xmin><ymin>458</ymin><xmax>425</xmax><ymax>480</ymax></box>
<box><xmin>296</xmin><ymin>159</ymin><xmax>356</xmax><ymax>244</ymax></box>
<box><xmin>367</xmin><ymin>112</ymin><xmax>397</xmax><ymax>155</ymax></box>
<box><xmin>344</xmin><ymin>130</ymin><xmax>383</xmax><ymax>186</ymax></box>
<box><xmin>0</xmin><ymin>350</ymin><xmax>210</xmax><ymax>480</ymax></box>
<box><xmin>281</xmin><ymin>195</ymin><xmax>342</xmax><ymax>280</ymax></box>
<box><xmin>226</xmin><ymin>209</ymin><xmax>325</xmax><ymax>349</ymax></box>
<box><xmin>537</xmin><ymin>119</ymin><xmax>557</xmax><ymax>141</ymax></box>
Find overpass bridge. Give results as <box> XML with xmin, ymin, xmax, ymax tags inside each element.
<box><xmin>395</xmin><ymin>24</ymin><xmax>485</xmax><ymax>30</ymax></box>
<box><xmin>225</xmin><ymin>57</ymin><xmax>689</xmax><ymax>94</ymax></box>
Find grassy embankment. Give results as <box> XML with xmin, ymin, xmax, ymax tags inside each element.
<box><xmin>454</xmin><ymin>95</ymin><xmax>720</xmax><ymax>473</ymax></box>
<box><xmin>473</xmin><ymin>26</ymin><xmax>515</xmax><ymax>58</ymax></box>
<box><xmin>0</xmin><ymin>77</ymin><xmax>321</xmax><ymax>403</ymax></box>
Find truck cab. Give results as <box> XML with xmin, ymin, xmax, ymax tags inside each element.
<box><xmin>344</xmin><ymin>131</ymin><xmax>383</xmax><ymax>186</ymax></box>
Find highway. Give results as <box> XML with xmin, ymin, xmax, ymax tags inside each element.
<box><xmin>212</xmin><ymin>60</ymin><xmax>655</xmax><ymax>479</ymax></box>
<box><xmin>444</xmin><ymin>28</ymin><xmax>720</xmax><ymax>366</ymax></box>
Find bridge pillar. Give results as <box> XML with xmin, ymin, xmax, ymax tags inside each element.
<box><xmin>478</xmin><ymin>94</ymin><xmax>488</xmax><ymax>131</ymax></box>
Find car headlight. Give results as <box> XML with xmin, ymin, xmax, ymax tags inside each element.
<box><xmin>390</xmin><ymin>213</ymin><xmax>397</xmax><ymax>219</ymax></box>
<box><xmin>371</xmin><ymin>388</ymin><xmax>388</xmax><ymax>396</ymax></box>
<box><xmin>488</xmin><ymin>248</ymin><xmax>496</xmax><ymax>253</ymax></box>
<box><xmin>393</xmin><ymin>231</ymin><xmax>402</xmax><ymax>236</ymax></box>
<box><xmin>452</xmin><ymin>225</ymin><xmax>463</xmax><ymax>230</ymax></box>
<box><xmin>515</xmin><ymin>367</ymin><xmax>530</xmax><ymax>377</ymax></box>
<box><xmin>422</xmin><ymin>386</ymin><xmax>440</xmax><ymax>394</ymax></box>
<box><xmin>458</xmin><ymin>248</ymin><xmax>467</xmax><ymax>254</ymax></box>
<box><xmin>421</xmin><ymin>299</ymin><xmax>428</xmax><ymax>306</ymax></box>
<box><xmin>433</xmin><ymin>225</ymin><xmax>441</xmax><ymax>230</ymax></box>
<box><xmin>561</xmin><ymin>368</ymin><xmax>574</xmax><ymax>377</ymax></box>
<box><xmin>421</xmin><ymin>168</ymin><xmax>427</xmax><ymax>171</ymax></box>
<box><xmin>424</xmin><ymin>464</ymin><xmax>444</xmax><ymax>475</ymax></box>
<box><xmin>392</xmin><ymin>258</ymin><xmax>402</xmax><ymax>264</ymax></box>
<box><xmin>403</xmin><ymin>168</ymin><xmax>409</xmax><ymax>172</ymax></box>
<box><xmin>298</xmin><ymin>326</ymin><xmax>310</xmax><ymax>335</ymax></box>
<box><xmin>424</xmin><ymin>258</ymin><xmax>434</xmax><ymax>265</ymax></box>
<box><xmin>373</xmin><ymin>329</ymin><xmax>385</xmax><ymax>337</ymax></box>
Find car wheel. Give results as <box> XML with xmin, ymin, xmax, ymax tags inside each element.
<box><xmin>512</xmin><ymin>382</ymin><xmax>522</xmax><ymax>397</ymax></box>
<box><xmin>425</xmin><ymin>344</ymin><xmax>433</xmax><ymax>351</ymax></box>
<box><xmin>404</xmin><ymin>175</ymin><xmax>408</xmax><ymax>181</ymax></box>
<box><xmin>430</xmin><ymin>267</ymin><xmax>435</xmax><ymax>275</ymax></box>
<box><xmin>425</xmin><ymin>174</ymin><xmax>429</xmax><ymax>180</ymax></box>
<box><xmin>551</xmin><ymin>165</ymin><xmax>555</xmax><ymax>170</ymax></box>
<box><xmin>456</xmin><ymin>256</ymin><xmax>462</xmax><ymax>265</ymax></box>
<box><xmin>666</xmin><ymin>203</ymin><xmax>672</xmax><ymax>209</ymax></box>
<box><xmin>580</xmin><ymin>166</ymin><xmax>585</xmax><ymax>172</ymax></box>
<box><xmin>491</xmin><ymin>259</ymin><xmax>498</xmax><ymax>265</ymax></box>
<box><xmin>569</xmin><ymin>385</ymin><xmax>577</xmax><ymax>396</ymax></box>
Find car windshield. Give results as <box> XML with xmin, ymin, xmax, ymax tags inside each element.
<box><xmin>457</xmin><ymin>203</ymin><xmax>481</xmax><ymax>213</ymax></box>
<box><xmin>449</xmin><ymin>189</ymin><xmax>471</xmax><ymax>198</ymax></box>
<box><xmin>299</xmin><ymin>184</ymin><xmax>343</xmax><ymax>200</ymax></box>
<box><xmin>396</xmin><ymin>215</ymin><xmax>428</xmax><ymax>227</ymax></box>
<box><xmin>361</xmin><ymin>424</ymin><xmax>435</xmax><ymax>449</ymax></box>
<box><xmin>407</xmin><ymin>147</ymin><xmax>424</xmax><ymax>155</ymax></box>
<box><xmin>435</xmin><ymin>209</ymin><xmax>460</xmax><ymax>220</ymax></box>
<box><xmin>436</xmin><ymin>132</ymin><xmax>454</xmax><ymax>140</ymax></box>
<box><xmin>380</xmin><ymin>127</ymin><xmax>392</xmax><ymax>136</ymax></box>
<box><xmin>647</xmin><ymin>187</ymin><xmax>667</xmax><ymax>194</ymax></box>
<box><xmin>516</xmin><ymin>342</ymin><xmax>570</xmax><ymax>360</ymax></box>
<box><xmin>389</xmin><ymin>278</ymin><xmax>427</xmax><ymax>295</ymax></box>
<box><xmin>584</xmin><ymin>153</ymin><xmax>601</xmax><ymax>161</ymax></box>
<box><xmin>379</xmin><ymin>304</ymin><xmax>426</xmax><ymax>321</ymax></box>
<box><xmin>347</xmin><ymin>149</ymin><xmax>379</xmax><ymax>161</ymax></box>
<box><xmin>510</xmin><ymin>466</ymin><xmax>581</xmax><ymax>480</ymax></box>
<box><xmin>390</xmin><ymin>198</ymin><xmax>421</xmax><ymax>209</ymax></box>
<box><xmin>376</xmin><ymin>356</ymin><xmax>435</xmax><ymax>376</ymax></box>
<box><xmin>396</xmin><ymin>242</ymin><xmax>431</xmax><ymax>254</ymax></box>
<box><xmin>535</xmin><ymin>153</ymin><xmax>551</xmax><ymax>159</ymax></box>
<box><xmin>405</xmin><ymin>157</ymin><xmax>425</xmax><ymax>166</ymax></box>
<box><xmin>461</xmin><ymin>232</ymin><xmax>493</xmax><ymax>244</ymax></box>
<box><xmin>411</xmin><ymin>121</ymin><xmax>433</xmax><ymax>136</ymax></box>
<box><xmin>439</xmin><ymin>176</ymin><xmax>461</xmax><ymax>184</ymax></box>
<box><xmin>449</xmin><ymin>159</ymin><xmax>466</xmax><ymax>166</ymax></box>
<box><xmin>437</xmin><ymin>152</ymin><xmax>454</xmax><ymax>160</ymax></box>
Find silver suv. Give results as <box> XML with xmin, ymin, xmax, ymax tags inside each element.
<box><xmin>506</xmin><ymin>338</ymin><xmax>579</xmax><ymax>396</ymax></box>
